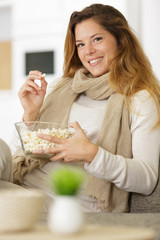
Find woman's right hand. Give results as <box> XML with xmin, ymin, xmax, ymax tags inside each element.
<box><xmin>18</xmin><ymin>70</ymin><xmax>48</xmax><ymax>122</ymax></box>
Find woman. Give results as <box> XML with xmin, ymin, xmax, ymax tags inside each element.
<box><xmin>3</xmin><ymin>4</ymin><xmax>160</xmax><ymax>213</ymax></box>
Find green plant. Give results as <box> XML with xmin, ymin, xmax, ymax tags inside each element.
<box><xmin>49</xmin><ymin>166</ymin><xmax>85</xmax><ymax>196</ymax></box>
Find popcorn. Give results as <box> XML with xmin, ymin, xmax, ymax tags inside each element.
<box><xmin>34</xmin><ymin>73</ymin><xmax>46</xmax><ymax>87</ymax></box>
<box><xmin>20</xmin><ymin>127</ymin><xmax>75</xmax><ymax>153</ymax></box>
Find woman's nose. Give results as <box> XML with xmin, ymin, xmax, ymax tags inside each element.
<box><xmin>85</xmin><ymin>44</ymin><xmax>96</xmax><ymax>55</ymax></box>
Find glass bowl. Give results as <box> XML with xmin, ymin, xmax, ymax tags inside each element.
<box><xmin>15</xmin><ymin>121</ymin><xmax>75</xmax><ymax>158</ymax></box>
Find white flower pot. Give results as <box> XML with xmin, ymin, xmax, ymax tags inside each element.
<box><xmin>48</xmin><ymin>195</ymin><xmax>83</xmax><ymax>234</ymax></box>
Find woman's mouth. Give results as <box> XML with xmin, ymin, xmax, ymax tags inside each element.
<box><xmin>88</xmin><ymin>57</ymin><xmax>103</xmax><ymax>65</ymax></box>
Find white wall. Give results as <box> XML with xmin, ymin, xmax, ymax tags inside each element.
<box><xmin>0</xmin><ymin>5</ymin><xmax>11</xmax><ymax>41</ymax></box>
<box><xmin>0</xmin><ymin>0</ymin><xmax>160</xmax><ymax>144</ymax></box>
<box><xmin>141</xmin><ymin>0</ymin><xmax>160</xmax><ymax>80</ymax></box>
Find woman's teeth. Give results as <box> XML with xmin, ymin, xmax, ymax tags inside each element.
<box><xmin>89</xmin><ymin>57</ymin><xmax>103</xmax><ymax>64</ymax></box>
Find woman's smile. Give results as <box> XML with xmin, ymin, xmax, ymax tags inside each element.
<box><xmin>88</xmin><ymin>57</ymin><xmax>103</xmax><ymax>66</ymax></box>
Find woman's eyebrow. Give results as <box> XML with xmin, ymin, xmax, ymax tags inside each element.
<box><xmin>76</xmin><ymin>33</ymin><xmax>103</xmax><ymax>43</ymax></box>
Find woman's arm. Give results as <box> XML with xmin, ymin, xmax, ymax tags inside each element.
<box><xmin>84</xmin><ymin>91</ymin><xmax>160</xmax><ymax>195</ymax></box>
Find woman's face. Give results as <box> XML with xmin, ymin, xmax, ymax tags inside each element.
<box><xmin>75</xmin><ymin>18</ymin><xmax>118</xmax><ymax>77</ymax></box>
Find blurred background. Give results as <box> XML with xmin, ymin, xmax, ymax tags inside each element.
<box><xmin>0</xmin><ymin>0</ymin><xmax>160</xmax><ymax>145</ymax></box>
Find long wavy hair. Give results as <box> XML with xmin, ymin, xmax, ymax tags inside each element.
<box><xmin>62</xmin><ymin>4</ymin><xmax>160</xmax><ymax>126</ymax></box>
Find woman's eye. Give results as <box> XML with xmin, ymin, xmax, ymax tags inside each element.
<box><xmin>94</xmin><ymin>37</ymin><xmax>102</xmax><ymax>43</ymax></box>
<box><xmin>76</xmin><ymin>43</ymin><xmax>84</xmax><ymax>48</ymax></box>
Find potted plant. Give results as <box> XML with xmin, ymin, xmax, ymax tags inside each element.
<box><xmin>47</xmin><ymin>166</ymin><xmax>85</xmax><ymax>234</ymax></box>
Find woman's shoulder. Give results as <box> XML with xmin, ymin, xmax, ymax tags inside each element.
<box><xmin>131</xmin><ymin>89</ymin><xmax>152</xmax><ymax>102</ymax></box>
<box><xmin>130</xmin><ymin>90</ymin><xmax>158</xmax><ymax>122</ymax></box>
<box><xmin>131</xmin><ymin>90</ymin><xmax>156</xmax><ymax>109</ymax></box>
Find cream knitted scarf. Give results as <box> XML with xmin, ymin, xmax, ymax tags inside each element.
<box><xmin>13</xmin><ymin>68</ymin><xmax>132</xmax><ymax>212</ymax></box>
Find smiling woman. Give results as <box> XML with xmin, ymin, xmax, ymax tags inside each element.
<box><xmin>1</xmin><ymin>3</ymin><xmax>160</xmax><ymax>215</ymax></box>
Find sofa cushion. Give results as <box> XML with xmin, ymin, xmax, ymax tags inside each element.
<box><xmin>129</xmin><ymin>172</ymin><xmax>160</xmax><ymax>212</ymax></box>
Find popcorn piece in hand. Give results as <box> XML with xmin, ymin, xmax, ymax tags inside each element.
<box><xmin>41</xmin><ymin>73</ymin><xmax>46</xmax><ymax>78</ymax></box>
<box><xmin>34</xmin><ymin>73</ymin><xmax>46</xmax><ymax>87</ymax></box>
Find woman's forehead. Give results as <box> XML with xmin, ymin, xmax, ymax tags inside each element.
<box><xmin>75</xmin><ymin>19</ymin><xmax>105</xmax><ymax>40</ymax></box>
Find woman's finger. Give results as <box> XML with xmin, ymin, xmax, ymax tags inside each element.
<box><xmin>29</xmin><ymin>70</ymin><xmax>42</xmax><ymax>76</ymax></box>
<box><xmin>27</xmin><ymin>73</ymin><xmax>47</xmax><ymax>90</ymax></box>
<box><xmin>22</xmin><ymin>85</ymin><xmax>38</xmax><ymax>94</ymax></box>
<box><xmin>33</xmin><ymin>144</ymin><xmax>61</xmax><ymax>154</ymax></box>
<box><xmin>33</xmin><ymin>146</ymin><xmax>64</xmax><ymax>162</ymax></box>
<box><xmin>40</xmin><ymin>77</ymin><xmax>48</xmax><ymax>90</ymax></box>
<box><xmin>69</xmin><ymin>121</ymin><xmax>81</xmax><ymax>129</ymax></box>
<box><xmin>37</xmin><ymin>133</ymin><xmax>66</xmax><ymax>144</ymax></box>
<box><xmin>69</xmin><ymin>121</ymin><xmax>87</xmax><ymax>136</ymax></box>
<box><xmin>50</xmin><ymin>152</ymin><xmax>64</xmax><ymax>162</ymax></box>
<box><xmin>19</xmin><ymin>82</ymin><xmax>40</xmax><ymax>97</ymax></box>
<box><xmin>25</xmin><ymin>78</ymin><xmax>42</xmax><ymax>90</ymax></box>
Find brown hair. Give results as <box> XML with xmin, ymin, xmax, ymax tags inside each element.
<box><xmin>62</xmin><ymin>4</ymin><xmax>160</xmax><ymax>126</ymax></box>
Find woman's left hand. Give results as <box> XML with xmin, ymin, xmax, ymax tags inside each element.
<box><xmin>34</xmin><ymin>121</ymin><xmax>98</xmax><ymax>163</ymax></box>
